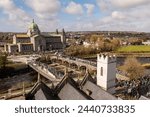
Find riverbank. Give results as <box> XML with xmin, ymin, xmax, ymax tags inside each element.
<box><xmin>78</xmin><ymin>53</ymin><xmax>150</xmax><ymax>59</ymax></box>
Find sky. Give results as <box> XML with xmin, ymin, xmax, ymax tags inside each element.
<box><xmin>0</xmin><ymin>0</ymin><xmax>150</xmax><ymax>32</ymax></box>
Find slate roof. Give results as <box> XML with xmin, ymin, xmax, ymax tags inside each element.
<box><xmin>26</xmin><ymin>81</ymin><xmax>59</xmax><ymax>100</ymax></box>
<box><xmin>82</xmin><ymin>80</ymin><xmax>117</xmax><ymax>100</ymax></box>
<box><xmin>26</xmin><ymin>71</ymin><xmax>117</xmax><ymax>100</ymax></box>
<box><xmin>139</xmin><ymin>95</ymin><xmax>149</xmax><ymax>100</ymax></box>
<box><xmin>79</xmin><ymin>70</ymin><xmax>96</xmax><ymax>87</ymax></box>
<box><xmin>58</xmin><ymin>82</ymin><xmax>88</xmax><ymax>100</ymax></box>
<box><xmin>34</xmin><ymin>89</ymin><xmax>53</xmax><ymax>100</ymax></box>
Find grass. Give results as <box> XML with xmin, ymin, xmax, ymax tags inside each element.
<box><xmin>117</xmin><ymin>45</ymin><xmax>150</xmax><ymax>53</ymax></box>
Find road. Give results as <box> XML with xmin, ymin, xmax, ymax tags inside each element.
<box><xmin>8</xmin><ymin>54</ymin><xmax>41</xmax><ymax>64</ymax></box>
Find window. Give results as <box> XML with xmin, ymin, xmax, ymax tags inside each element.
<box><xmin>101</xmin><ymin>67</ymin><xmax>103</xmax><ymax>76</ymax></box>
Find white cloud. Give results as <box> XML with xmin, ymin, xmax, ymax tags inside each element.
<box><xmin>65</xmin><ymin>1</ymin><xmax>83</xmax><ymax>15</ymax></box>
<box><xmin>96</xmin><ymin>0</ymin><xmax>110</xmax><ymax>11</ymax></box>
<box><xmin>84</xmin><ymin>4</ymin><xmax>95</xmax><ymax>15</ymax></box>
<box><xmin>0</xmin><ymin>0</ymin><xmax>61</xmax><ymax>32</ymax></box>
<box><xmin>67</xmin><ymin>1</ymin><xmax>150</xmax><ymax>32</ymax></box>
<box><xmin>35</xmin><ymin>18</ymin><xmax>60</xmax><ymax>31</ymax></box>
<box><xmin>93</xmin><ymin>0</ymin><xmax>150</xmax><ymax>32</ymax></box>
<box><xmin>111</xmin><ymin>0</ymin><xmax>150</xmax><ymax>8</ymax></box>
<box><xmin>0</xmin><ymin>0</ymin><xmax>150</xmax><ymax>32</ymax></box>
<box><xmin>111</xmin><ymin>11</ymin><xmax>126</xmax><ymax>19</ymax></box>
<box><xmin>0</xmin><ymin>0</ymin><xmax>30</xmax><ymax>22</ymax></box>
<box><xmin>97</xmin><ymin>0</ymin><xmax>150</xmax><ymax>10</ymax></box>
<box><xmin>25</xmin><ymin>0</ymin><xmax>61</xmax><ymax>19</ymax></box>
<box><xmin>24</xmin><ymin>0</ymin><xmax>62</xmax><ymax>32</ymax></box>
<box><xmin>0</xmin><ymin>0</ymin><xmax>31</xmax><ymax>31</ymax></box>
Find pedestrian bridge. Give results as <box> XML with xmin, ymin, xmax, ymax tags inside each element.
<box><xmin>28</xmin><ymin>62</ymin><xmax>63</xmax><ymax>82</ymax></box>
<box><xmin>50</xmin><ymin>56</ymin><xmax>97</xmax><ymax>71</ymax></box>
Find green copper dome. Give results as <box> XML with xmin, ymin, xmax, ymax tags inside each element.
<box><xmin>27</xmin><ymin>19</ymin><xmax>41</xmax><ymax>36</ymax></box>
<box><xmin>29</xmin><ymin>19</ymin><xmax>39</xmax><ymax>30</ymax></box>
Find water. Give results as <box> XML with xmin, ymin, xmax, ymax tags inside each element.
<box><xmin>86</xmin><ymin>57</ymin><xmax>150</xmax><ymax>66</ymax></box>
<box><xmin>117</xmin><ymin>57</ymin><xmax>150</xmax><ymax>66</ymax></box>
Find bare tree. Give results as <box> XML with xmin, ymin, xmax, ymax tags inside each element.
<box><xmin>121</xmin><ymin>57</ymin><xmax>145</xmax><ymax>80</ymax></box>
<box><xmin>111</xmin><ymin>38</ymin><xmax>120</xmax><ymax>50</ymax></box>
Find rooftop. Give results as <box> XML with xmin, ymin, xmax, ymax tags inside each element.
<box><xmin>28</xmin><ymin>19</ymin><xmax>39</xmax><ymax>30</ymax></box>
<box><xmin>26</xmin><ymin>81</ymin><xmax>59</xmax><ymax>100</ymax></box>
<box><xmin>139</xmin><ymin>95</ymin><xmax>149</xmax><ymax>100</ymax></box>
<box><xmin>19</xmin><ymin>43</ymin><xmax>33</xmax><ymax>45</ymax></box>
<box><xmin>25</xmin><ymin>70</ymin><xmax>117</xmax><ymax>100</ymax></box>
<box><xmin>15</xmin><ymin>34</ymin><xmax>29</xmax><ymax>38</ymax></box>
<box><xmin>58</xmin><ymin>83</ymin><xmax>88</xmax><ymax>100</ymax></box>
<box><xmin>82</xmin><ymin>81</ymin><xmax>117</xmax><ymax>100</ymax></box>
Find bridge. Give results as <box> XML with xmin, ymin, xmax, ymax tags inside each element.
<box><xmin>27</xmin><ymin>54</ymin><xmax>97</xmax><ymax>84</ymax></box>
<box><xmin>28</xmin><ymin>61</ymin><xmax>63</xmax><ymax>82</ymax></box>
<box><xmin>49</xmin><ymin>55</ymin><xmax>129</xmax><ymax>81</ymax></box>
<box><xmin>28</xmin><ymin>54</ymin><xmax>129</xmax><ymax>83</ymax></box>
<box><xmin>50</xmin><ymin>55</ymin><xmax>97</xmax><ymax>71</ymax></box>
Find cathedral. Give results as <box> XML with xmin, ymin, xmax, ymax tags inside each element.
<box><xmin>5</xmin><ymin>20</ymin><xmax>66</xmax><ymax>53</ymax></box>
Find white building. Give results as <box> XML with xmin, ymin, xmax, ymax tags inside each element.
<box><xmin>83</xmin><ymin>41</ymin><xmax>91</xmax><ymax>47</ymax></box>
<box><xmin>142</xmin><ymin>40</ymin><xmax>150</xmax><ymax>45</ymax></box>
<box><xmin>97</xmin><ymin>54</ymin><xmax>116</xmax><ymax>94</ymax></box>
<box><xmin>5</xmin><ymin>20</ymin><xmax>66</xmax><ymax>53</ymax></box>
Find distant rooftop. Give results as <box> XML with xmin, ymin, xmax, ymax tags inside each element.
<box><xmin>20</xmin><ymin>43</ymin><xmax>33</xmax><ymax>45</ymax></box>
<box><xmin>15</xmin><ymin>34</ymin><xmax>29</xmax><ymax>38</ymax></box>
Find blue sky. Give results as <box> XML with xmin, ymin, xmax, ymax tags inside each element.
<box><xmin>0</xmin><ymin>0</ymin><xmax>150</xmax><ymax>32</ymax></box>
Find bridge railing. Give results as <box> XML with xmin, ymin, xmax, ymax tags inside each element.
<box><xmin>58</xmin><ymin>56</ymin><xmax>97</xmax><ymax>67</ymax></box>
<box><xmin>28</xmin><ymin>61</ymin><xmax>64</xmax><ymax>79</ymax></box>
<box><xmin>75</xmin><ymin>58</ymin><xmax>97</xmax><ymax>67</ymax></box>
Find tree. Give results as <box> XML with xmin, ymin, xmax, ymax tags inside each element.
<box><xmin>111</xmin><ymin>38</ymin><xmax>120</xmax><ymax>50</ymax></box>
<box><xmin>80</xmin><ymin>35</ymin><xmax>86</xmax><ymax>41</ymax></box>
<box><xmin>90</xmin><ymin>35</ymin><xmax>103</xmax><ymax>44</ymax></box>
<box><xmin>0</xmin><ymin>53</ymin><xmax>7</xmax><ymax>69</ymax></box>
<box><xmin>128</xmin><ymin>38</ymin><xmax>142</xmax><ymax>45</ymax></box>
<box><xmin>121</xmin><ymin>57</ymin><xmax>144</xmax><ymax>80</ymax></box>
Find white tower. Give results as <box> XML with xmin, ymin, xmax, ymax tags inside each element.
<box><xmin>97</xmin><ymin>54</ymin><xmax>116</xmax><ymax>94</ymax></box>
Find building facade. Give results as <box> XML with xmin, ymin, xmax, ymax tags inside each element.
<box><xmin>5</xmin><ymin>20</ymin><xmax>66</xmax><ymax>53</ymax></box>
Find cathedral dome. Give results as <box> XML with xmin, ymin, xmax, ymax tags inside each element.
<box><xmin>29</xmin><ymin>19</ymin><xmax>39</xmax><ymax>30</ymax></box>
<box><xmin>27</xmin><ymin>19</ymin><xmax>40</xmax><ymax>37</ymax></box>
